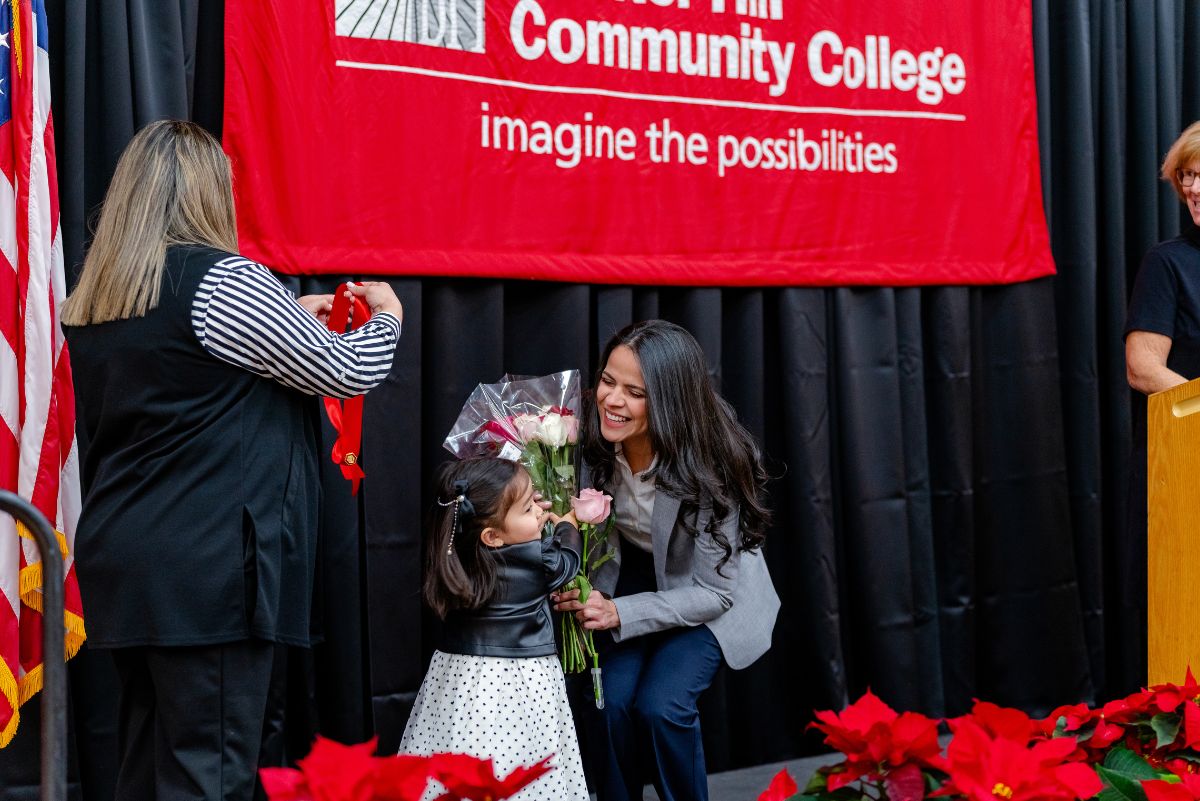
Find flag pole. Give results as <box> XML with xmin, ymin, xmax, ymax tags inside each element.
<box><xmin>0</xmin><ymin>490</ymin><xmax>64</xmax><ymax>801</ymax></box>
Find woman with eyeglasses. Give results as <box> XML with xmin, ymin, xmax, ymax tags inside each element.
<box><xmin>1127</xmin><ymin>122</ymin><xmax>1200</xmax><ymax>394</ymax></box>
<box><xmin>1122</xmin><ymin>121</ymin><xmax>1200</xmax><ymax>688</ymax></box>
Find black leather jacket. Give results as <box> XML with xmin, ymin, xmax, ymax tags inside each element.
<box><xmin>439</xmin><ymin>522</ymin><xmax>582</xmax><ymax>658</ymax></box>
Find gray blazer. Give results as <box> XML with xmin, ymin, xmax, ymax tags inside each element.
<box><xmin>590</xmin><ymin>489</ymin><xmax>780</xmax><ymax>670</ymax></box>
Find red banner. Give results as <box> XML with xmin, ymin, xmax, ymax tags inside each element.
<box><xmin>223</xmin><ymin>0</ymin><xmax>1053</xmax><ymax>286</ymax></box>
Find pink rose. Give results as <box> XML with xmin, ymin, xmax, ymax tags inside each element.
<box><xmin>563</xmin><ymin>415</ymin><xmax>579</xmax><ymax>444</ymax></box>
<box><xmin>513</xmin><ymin>413</ymin><xmax>541</xmax><ymax>443</ymax></box>
<box><xmin>571</xmin><ymin>488</ymin><xmax>612</xmax><ymax>525</ymax></box>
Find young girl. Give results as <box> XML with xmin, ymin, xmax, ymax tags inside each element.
<box><xmin>400</xmin><ymin>457</ymin><xmax>590</xmax><ymax>801</ymax></box>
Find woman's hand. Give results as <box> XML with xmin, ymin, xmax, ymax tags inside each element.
<box><xmin>348</xmin><ymin>281</ymin><xmax>403</xmax><ymax>321</ymax></box>
<box><xmin>297</xmin><ymin>294</ymin><xmax>334</xmax><ymax>325</ymax></box>
<box><xmin>552</xmin><ymin>589</ymin><xmax>620</xmax><ymax>631</ymax></box>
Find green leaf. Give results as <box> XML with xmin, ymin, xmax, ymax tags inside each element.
<box><xmin>555</xmin><ymin>464</ymin><xmax>575</xmax><ymax>480</ymax></box>
<box><xmin>588</xmin><ymin>553</ymin><xmax>615</xmax><ymax>574</ymax></box>
<box><xmin>1151</xmin><ymin>713</ymin><xmax>1182</xmax><ymax>748</ymax></box>
<box><xmin>1097</xmin><ymin>787</ymin><xmax>1140</xmax><ymax>801</ymax></box>
<box><xmin>576</xmin><ymin>574</ymin><xmax>592</xmax><ymax>604</ymax></box>
<box><xmin>827</xmin><ymin>788</ymin><xmax>869</xmax><ymax>800</ymax></box>
<box><xmin>1104</xmin><ymin>746</ymin><xmax>1161</xmax><ymax>780</ymax></box>
<box><xmin>1096</xmin><ymin>765</ymin><xmax>1149</xmax><ymax>801</ymax></box>
<box><xmin>803</xmin><ymin>771</ymin><xmax>830</xmax><ymax>793</ymax></box>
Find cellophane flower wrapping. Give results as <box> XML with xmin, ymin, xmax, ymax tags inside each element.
<box><xmin>442</xmin><ymin>371</ymin><xmax>581</xmax><ymax>515</ymax></box>
<box><xmin>443</xmin><ymin>372</ymin><xmax>613</xmax><ymax>696</ymax></box>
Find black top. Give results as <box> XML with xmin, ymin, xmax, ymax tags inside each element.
<box><xmin>1125</xmin><ymin>224</ymin><xmax>1200</xmax><ymax>379</ymax></box>
<box><xmin>66</xmin><ymin>245</ymin><xmax>322</xmax><ymax>648</ymax></box>
<box><xmin>439</xmin><ymin>521</ymin><xmax>582</xmax><ymax>658</ymax></box>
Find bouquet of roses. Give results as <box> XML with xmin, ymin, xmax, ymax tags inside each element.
<box><xmin>443</xmin><ymin>371</ymin><xmax>581</xmax><ymax>515</ymax></box>
<box><xmin>444</xmin><ymin>372</ymin><xmax>614</xmax><ymax>706</ymax></box>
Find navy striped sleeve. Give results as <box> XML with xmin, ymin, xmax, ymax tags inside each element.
<box><xmin>191</xmin><ymin>256</ymin><xmax>400</xmax><ymax>399</ymax></box>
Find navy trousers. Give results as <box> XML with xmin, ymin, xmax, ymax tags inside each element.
<box><xmin>594</xmin><ymin>545</ymin><xmax>724</xmax><ymax>801</ymax></box>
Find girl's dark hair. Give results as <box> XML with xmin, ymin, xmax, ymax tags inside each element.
<box><xmin>423</xmin><ymin>457</ymin><xmax>527</xmax><ymax>618</ymax></box>
<box><xmin>581</xmin><ymin>320</ymin><xmax>771</xmax><ymax>566</ymax></box>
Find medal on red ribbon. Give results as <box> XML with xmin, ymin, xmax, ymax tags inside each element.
<box><xmin>323</xmin><ymin>284</ymin><xmax>371</xmax><ymax>495</ymax></box>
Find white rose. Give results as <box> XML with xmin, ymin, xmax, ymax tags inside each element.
<box><xmin>535</xmin><ymin>413</ymin><xmax>568</xmax><ymax>447</ymax></box>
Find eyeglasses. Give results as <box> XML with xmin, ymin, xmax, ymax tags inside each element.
<box><xmin>1178</xmin><ymin>168</ymin><xmax>1200</xmax><ymax>187</ymax></box>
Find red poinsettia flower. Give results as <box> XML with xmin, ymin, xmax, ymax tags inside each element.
<box><xmin>757</xmin><ymin>768</ymin><xmax>798</xmax><ymax>801</ymax></box>
<box><xmin>374</xmin><ymin>756</ymin><xmax>438</xmax><ymax>801</ymax></box>
<box><xmin>810</xmin><ymin>690</ymin><xmax>946</xmax><ymax>791</ymax></box>
<box><xmin>429</xmin><ymin>753</ymin><xmax>554</xmax><ymax>801</ymax></box>
<box><xmin>260</xmin><ymin>767</ymin><xmax>316</xmax><ymax>801</ymax></box>
<box><xmin>1165</xmin><ymin>758</ymin><xmax>1200</xmax><ymax>779</ymax></box>
<box><xmin>883</xmin><ymin>762</ymin><xmax>928</xmax><ymax>801</ymax></box>
<box><xmin>258</xmin><ymin>738</ymin><xmax>433</xmax><ymax>801</ymax></box>
<box><xmin>1151</xmin><ymin>668</ymin><xmax>1200</xmax><ymax>714</ymax></box>
<box><xmin>298</xmin><ymin>737</ymin><xmax>379</xmax><ymax>801</ymax></box>
<box><xmin>1090</xmin><ymin>717</ymin><xmax>1126</xmax><ymax>748</ymax></box>
<box><xmin>1102</xmin><ymin>690</ymin><xmax>1156</xmax><ymax>723</ymax></box>
<box><xmin>1143</xmin><ymin>773</ymin><xmax>1200</xmax><ymax>801</ymax></box>
<box><xmin>951</xmin><ymin>701</ymin><xmax>1036</xmax><ymax>743</ymax></box>
<box><xmin>1039</xmin><ymin>703</ymin><xmax>1092</xmax><ymax>737</ymax></box>
<box><xmin>936</xmin><ymin>719</ymin><xmax>1101</xmax><ymax>801</ymax></box>
<box><xmin>1181</xmin><ymin>701</ymin><xmax>1200</xmax><ymax>750</ymax></box>
<box><xmin>1036</xmin><ymin>701</ymin><xmax>1125</xmax><ymax>761</ymax></box>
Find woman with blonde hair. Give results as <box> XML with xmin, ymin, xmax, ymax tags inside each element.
<box><xmin>1123</xmin><ymin>120</ymin><xmax>1200</xmax><ymax>689</ymax></box>
<box><xmin>64</xmin><ymin>119</ymin><xmax>403</xmax><ymax>801</ymax></box>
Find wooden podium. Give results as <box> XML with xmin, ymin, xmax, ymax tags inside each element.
<box><xmin>1147</xmin><ymin>377</ymin><xmax>1200</xmax><ymax>685</ymax></box>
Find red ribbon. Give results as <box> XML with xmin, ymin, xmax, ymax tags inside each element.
<box><xmin>322</xmin><ymin>284</ymin><xmax>371</xmax><ymax>495</ymax></box>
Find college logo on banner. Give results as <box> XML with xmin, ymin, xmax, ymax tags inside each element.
<box><xmin>223</xmin><ymin>0</ymin><xmax>1053</xmax><ymax>286</ymax></box>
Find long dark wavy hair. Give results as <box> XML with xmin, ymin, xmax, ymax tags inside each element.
<box><xmin>423</xmin><ymin>457</ymin><xmax>526</xmax><ymax>618</ymax></box>
<box><xmin>580</xmin><ymin>320</ymin><xmax>771</xmax><ymax>566</ymax></box>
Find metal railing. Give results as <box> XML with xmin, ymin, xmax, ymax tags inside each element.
<box><xmin>0</xmin><ymin>490</ymin><xmax>65</xmax><ymax>801</ymax></box>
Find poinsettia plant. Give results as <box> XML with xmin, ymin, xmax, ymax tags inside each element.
<box><xmin>259</xmin><ymin>737</ymin><xmax>554</xmax><ymax>801</ymax></box>
<box><xmin>762</xmin><ymin>669</ymin><xmax>1200</xmax><ymax>801</ymax></box>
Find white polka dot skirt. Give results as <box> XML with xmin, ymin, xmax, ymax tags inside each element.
<box><xmin>399</xmin><ymin>651</ymin><xmax>589</xmax><ymax>801</ymax></box>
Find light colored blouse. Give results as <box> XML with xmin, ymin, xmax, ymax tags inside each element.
<box><xmin>611</xmin><ymin>446</ymin><xmax>657</xmax><ymax>553</ymax></box>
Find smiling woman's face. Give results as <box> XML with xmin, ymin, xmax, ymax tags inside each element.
<box><xmin>1184</xmin><ymin>160</ymin><xmax>1200</xmax><ymax>227</ymax></box>
<box><xmin>595</xmin><ymin>345</ymin><xmax>650</xmax><ymax>453</ymax></box>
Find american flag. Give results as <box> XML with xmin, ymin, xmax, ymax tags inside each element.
<box><xmin>0</xmin><ymin>0</ymin><xmax>84</xmax><ymax>747</ymax></box>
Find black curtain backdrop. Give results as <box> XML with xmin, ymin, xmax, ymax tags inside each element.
<box><xmin>1</xmin><ymin>1</ymin><xmax>1190</xmax><ymax>798</ymax></box>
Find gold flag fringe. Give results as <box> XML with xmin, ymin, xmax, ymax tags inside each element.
<box><xmin>0</xmin><ymin>523</ymin><xmax>88</xmax><ymax>748</ymax></box>
<box><xmin>0</xmin><ymin>658</ymin><xmax>19</xmax><ymax>748</ymax></box>
<box><xmin>9</xmin><ymin>0</ymin><xmax>22</xmax><ymax>78</ymax></box>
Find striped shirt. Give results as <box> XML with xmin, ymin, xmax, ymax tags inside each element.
<box><xmin>191</xmin><ymin>255</ymin><xmax>400</xmax><ymax>399</ymax></box>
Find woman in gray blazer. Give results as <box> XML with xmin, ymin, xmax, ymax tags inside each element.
<box><xmin>553</xmin><ymin>320</ymin><xmax>780</xmax><ymax>801</ymax></box>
